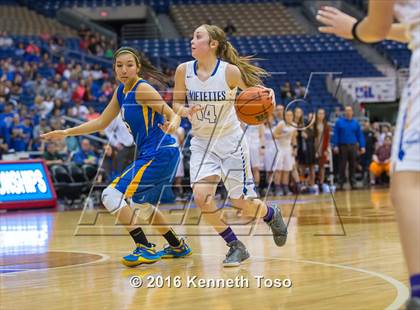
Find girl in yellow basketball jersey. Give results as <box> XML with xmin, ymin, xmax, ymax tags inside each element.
<box><xmin>317</xmin><ymin>3</ymin><xmax>419</xmax><ymax>308</ymax></box>
<box><xmin>42</xmin><ymin>47</ymin><xmax>191</xmax><ymax>267</ymax></box>
<box><xmin>172</xmin><ymin>25</ymin><xmax>288</xmax><ymax>267</ymax></box>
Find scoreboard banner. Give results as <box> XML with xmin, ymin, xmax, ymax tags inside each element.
<box><xmin>0</xmin><ymin>160</ymin><xmax>57</xmax><ymax>210</ymax></box>
<box><xmin>337</xmin><ymin>77</ymin><xmax>397</xmax><ymax>103</ymax></box>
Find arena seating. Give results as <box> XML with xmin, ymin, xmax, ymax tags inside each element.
<box><xmin>124</xmin><ymin>34</ymin><xmax>383</xmax><ymax>113</ymax></box>
<box><xmin>19</xmin><ymin>0</ymin><xmax>299</xmax><ymax>17</ymax></box>
<box><xmin>0</xmin><ymin>5</ymin><xmax>76</xmax><ymax>36</ymax></box>
<box><xmin>374</xmin><ymin>40</ymin><xmax>411</xmax><ymax>69</ymax></box>
<box><xmin>170</xmin><ymin>2</ymin><xmax>306</xmax><ymax>37</ymax></box>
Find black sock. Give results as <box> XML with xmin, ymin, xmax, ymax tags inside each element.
<box><xmin>163</xmin><ymin>228</ymin><xmax>181</xmax><ymax>247</ymax></box>
<box><xmin>129</xmin><ymin>227</ymin><xmax>150</xmax><ymax>247</ymax></box>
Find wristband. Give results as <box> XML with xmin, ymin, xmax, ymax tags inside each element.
<box><xmin>351</xmin><ymin>19</ymin><xmax>381</xmax><ymax>44</ymax></box>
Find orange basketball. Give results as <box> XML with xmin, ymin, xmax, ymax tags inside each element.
<box><xmin>235</xmin><ymin>86</ymin><xmax>274</xmax><ymax>125</ymax></box>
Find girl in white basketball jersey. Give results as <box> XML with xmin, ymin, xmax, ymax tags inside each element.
<box><xmin>172</xmin><ymin>24</ymin><xmax>288</xmax><ymax>267</ymax></box>
<box><xmin>244</xmin><ymin>123</ymin><xmax>265</xmax><ymax>195</ymax></box>
<box><xmin>263</xmin><ymin>113</ymin><xmax>278</xmax><ymax>196</ymax></box>
<box><xmin>317</xmin><ymin>3</ymin><xmax>419</xmax><ymax>308</ymax></box>
<box><xmin>273</xmin><ymin>110</ymin><xmax>297</xmax><ymax>196</ymax></box>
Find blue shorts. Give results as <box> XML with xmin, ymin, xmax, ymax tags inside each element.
<box><xmin>110</xmin><ymin>147</ymin><xmax>180</xmax><ymax>205</ymax></box>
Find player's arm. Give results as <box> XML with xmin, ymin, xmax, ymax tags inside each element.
<box><xmin>226</xmin><ymin>64</ymin><xmax>249</xmax><ymax>90</ymax></box>
<box><xmin>41</xmin><ymin>90</ymin><xmax>120</xmax><ymax>140</ymax></box>
<box><xmin>135</xmin><ymin>82</ymin><xmax>180</xmax><ymax>134</ymax></box>
<box><xmin>172</xmin><ymin>63</ymin><xmax>189</xmax><ymax>117</ymax></box>
<box><xmin>387</xmin><ymin>24</ymin><xmax>410</xmax><ymax>43</ymax></box>
<box><xmin>317</xmin><ymin>1</ymin><xmax>395</xmax><ymax>43</ymax></box>
<box><xmin>172</xmin><ymin>63</ymin><xmax>202</xmax><ymax>119</ymax></box>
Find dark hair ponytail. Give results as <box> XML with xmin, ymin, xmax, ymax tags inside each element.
<box><xmin>202</xmin><ymin>24</ymin><xmax>269</xmax><ymax>87</ymax></box>
<box><xmin>113</xmin><ymin>46</ymin><xmax>169</xmax><ymax>86</ymax></box>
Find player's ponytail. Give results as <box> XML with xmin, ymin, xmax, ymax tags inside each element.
<box><xmin>113</xmin><ymin>46</ymin><xmax>169</xmax><ymax>86</ymax></box>
<box><xmin>203</xmin><ymin>24</ymin><xmax>269</xmax><ymax>87</ymax></box>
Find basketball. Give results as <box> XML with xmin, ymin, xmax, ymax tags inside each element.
<box><xmin>235</xmin><ymin>86</ymin><xmax>274</xmax><ymax>125</ymax></box>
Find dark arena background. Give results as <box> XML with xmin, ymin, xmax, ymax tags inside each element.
<box><xmin>0</xmin><ymin>0</ymin><xmax>414</xmax><ymax>309</ymax></box>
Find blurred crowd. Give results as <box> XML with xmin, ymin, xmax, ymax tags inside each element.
<box><xmin>77</xmin><ymin>25</ymin><xmax>117</xmax><ymax>59</ymax></box>
<box><xmin>245</xmin><ymin>103</ymin><xmax>394</xmax><ymax>198</ymax></box>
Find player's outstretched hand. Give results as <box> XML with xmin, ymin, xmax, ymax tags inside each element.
<box><xmin>40</xmin><ymin>130</ymin><xmax>67</xmax><ymax>141</ymax></box>
<box><xmin>316</xmin><ymin>6</ymin><xmax>357</xmax><ymax>39</ymax></box>
<box><xmin>159</xmin><ymin>114</ymin><xmax>181</xmax><ymax>135</ymax></box>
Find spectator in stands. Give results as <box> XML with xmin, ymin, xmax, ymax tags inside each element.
<box><xmin>56</xmin><ymin>56</ymin><xmax>66</xmax><ymax>75</ymax></box>
<box><xmin>70</xmin><ymin>99</ymin><xmax>89</xmax><ymax>120</ymax></box>
<box><xmin>224</xmin><ymin>20</ymin><xmax>237</xmax><ymax>36</ymax></box>
<box><xmin>104</xmin><ymin>40</ymin><xmax>115</xmax><ymax>59</ymax></box>
<box><xmin>103</xmin><ymin>114</ymin><xmax>135</xmax><ymax>173</ymax></box>
<box><xmin>294</xmin><ymin>80</ymin><xmax>306</xmax><ymax>98</ymax></box>
<box><xmin>70</xmin><ymin>64</ymin><xmax>83</xmax><ymax>81</ymax></box>
<box><xmin>0</xmin><ymin>95</ymin><xmax>4</xmax><ymax>112</ymax></box>
<box><xmin>361</xmin><ymin>119</ymin><xmax>377</xmax><ymax>185</ymax></box>
<box><xmin>55</xmin><ymin>80</ymin><xmax>73</xmax><ymax>103</ymax></box>
<box><xmin>281</xmin><ymin>81</ymin><xmax>295</xmax><ymax>103</ymax></box>
<box><xmin>72</xmin><ymin>79</ymin><xmax>88</xmax><ymax>102</ymax></box>
<box><xmin>15</xmin><ymin>42</ymin><xmax>25</xmax><ymax>57</ymax></box>
<box><xmin>32</xmin><ymin>95</ymin><xmax>50</xmax><ymax>118</ymax></box>
<box><xmin>49</xmin><ymin>119</ymin><xmax>68</xmax><ymax>153</ymax></box>
<box><xmin>24</xmin><ymin>41</ymin><xmax>41</xmax><ymax>62</ymax></box>
<box><xmin>9</xmin><ymin>83</ymin><xmax>22</xmax><ymax>104</ymax></box>
<box><xmin>0</xmin><ymin>102</ymin><xmax>14</xmax><ymax>145</ymax></box>
<box><xmin>10</xmin><ymin>115</ymin><xmax>33</xmax><ymax>151</ymax></box>
<box><xmin>98</xmin><ymin>81</ymin><xmax>113</xmax><ymax>103</ymax></box>
<box><xmin>23</xmin><ymin>61</ymin><xmax>37</xmax><ymax>81</ymax></box>
<box><xmin>42</xmin><ymin>79</ymin><xmax>58</xmax><ymax>98</ymax></box>
<box><xmin>297</xmin><ymin>119</ymin><xmax>317</xmax><ymax>194</ymax></box>
<box><xmin>86</xmin><ymin>106</ymin><xmax>100</xmax><ymax>121</ymax></box>
<box><xmin>332</xmin><ymin>105</ymin><xmax>366</xmax><ymax>190</ymax></box>
<box><xmin>369</xmin><ymin>135</ymin><xmax>392</xmax><ymax>185</ymax></box>
<box><xmin>0</xmin><ymin>135</ymin><xmax>8</xmax><ymax>159</ymax></box>
<box><xmin>275</xmin><ymin>104</ymin><xmax>284</xmax><ymax>122</ymax></box>
<box><xmin>90</xmin><ymin>64</ymin><xmax>104</xmax><ymax>80</ymax></box>
<box><xmin>378</xmin><ymin>124</ymin><xmax>392</xmax><ymax>146</ymax></box>
<box><xmin>33</xmin><ymin>117</ymin><xmax>51</xmax><ymax>139</ymax></box>
<box><xmin>88</xmin><ymin>35</ymin><xmax>99</xmax><ymax>55</ymax></box>
<box><xmin>72</xmin><ymin>138</ymin><xmax>98</xmax><ymax>166</ymax></box>
<box><xmin>43</xmin><ymin>142</ymin><xmax>64</xmax><ymax>167</ymax></box>
<box><xmin>314</xmin><ymin>108</ymin><xmax>331</xmax><ymax>192</ymax></box>
<box><xmin>0</xmin><ymin>31</ymin><xmax>13</xmax><ymax>48</ymax></box>
<box><xmin>50</xmin><ymin>107</ymin><xmax>65</xmax><ymax>128</ymax></box>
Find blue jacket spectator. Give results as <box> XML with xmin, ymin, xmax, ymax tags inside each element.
<box><xmin>332</xmin><ymin>106</ymin><xmax>366</xmax><ymax>189</ymax></box>
<box><xmin>72</xmin><ymin>138</ymin><xmax>98</xmax><ymax>166</ymax></box>
<box><xmin>332</xmin><ymin>117</ymin><xmax>366</xmax><ymax>148</ymax></box>
<box><xmin>10</xmin><ymin>117</ymin><xmax>33</xmax><ymax>151</ymax></box>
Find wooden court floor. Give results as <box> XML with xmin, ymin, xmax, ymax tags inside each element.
<box><xmin>0</xmin><ymin>189</ymin><xmax>410</xmax><ymax>309</ymax></box>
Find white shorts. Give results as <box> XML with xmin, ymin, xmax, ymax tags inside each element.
<box><xmin>392</xmin><ymin>55</ymin><xmax>420</xmax><ymax>172</ymax></box>
<box><xmin>190</xmin><ymin>131</ymin><xmax>257</xmax><ymax>199</ymax></box>
<box><xmin>264</xmin><ymin>146</ymin><xmax>277</xmax><ymax>172</ymax></box>
<box><xmin>248</xmin><ymin>143</ymin><xmax>262</xmax><ymax>169</ymax></box>
<box><xmin>275</xmin><ymin>147</ymin><xmax>294</xmax><ymax>171</ymax></box>
<box><xmin>175</xmin><ymin>156</ymin><xmax>184</xmax><ymax>177</ymax></box>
